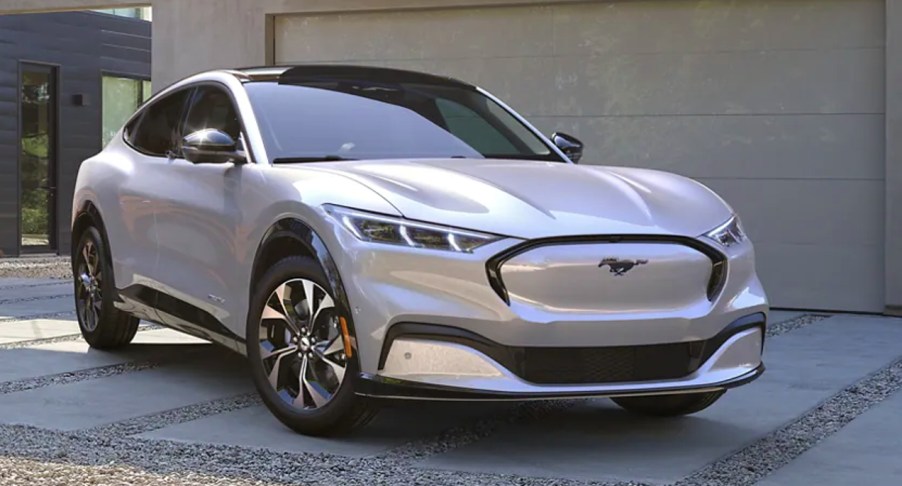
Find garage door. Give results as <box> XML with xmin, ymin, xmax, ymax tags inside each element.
<box><xmin>274</xmin><ymin>0</ymin><xmax>886</xmax><ymax>312</ymax></box>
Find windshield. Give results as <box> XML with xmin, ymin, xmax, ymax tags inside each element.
<box><xmin>244</xmin><ymin>80</ymin><xmax>560</xmax><ymax>163</ymax></box>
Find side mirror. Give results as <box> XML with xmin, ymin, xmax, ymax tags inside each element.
<box><xmin>181</xmin><ymin>129</ymin><xmax>246</xmax><ymax>164</ymax></box>
<box><xmin>551</xmin><ymin>132</ymin><xmax>584</xmax><ymax>163</ymax></box>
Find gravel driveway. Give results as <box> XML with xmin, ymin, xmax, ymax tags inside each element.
<box><xmin>0</xmin><ymin>257</ymin><xmax>70</xmax><ymax>280</ymax></box>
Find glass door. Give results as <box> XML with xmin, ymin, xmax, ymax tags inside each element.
<box><xmin>19</xmin><ymin>63</ymin><xmax>57</xmax><ymax>253</ymax></box>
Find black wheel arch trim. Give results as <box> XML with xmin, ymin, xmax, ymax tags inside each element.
<box><xmin>71</xmin><ymin>202</ymin><xmax>120</xmax><ymax>294</ymax></box>
<box><xmin>485</xmin><ymin>235</ymin><xmax>728</xmax><ymax>305</ymax></box>
<box><xmin>251</xmin><ymin>218</ymin><xmax>359</xmax><ymax>356</ymax></box>
<box><xmin>71</xmin><ymin>202</ymin><xmax>110</xmax><ymax>263</ymax></box>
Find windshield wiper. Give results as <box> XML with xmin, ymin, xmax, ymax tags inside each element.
<box><xmin>272</xmin><ymin>155</ymin><xmax>357</xmax><ymax>164</ymax></box>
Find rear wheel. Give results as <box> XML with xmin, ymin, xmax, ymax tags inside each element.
<box><xmin>73</xmin><ymin>226</ymin><xmax>139</xmax><ymax>349</ymax></box>
<box><xmin>612</xmin><ymin>391</ymin><xmax>725</xmax><ymax>417</ymax></box>
<box><xmin>246</xmin><ymin>256</ymin><xmax>377</xmax><ymax>436</ymax></box>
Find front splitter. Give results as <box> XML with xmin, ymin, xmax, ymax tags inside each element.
<box><xmin>354</xmin><ymin>363</ymin><xmax>764</xmax><ymax>401</ymax></box>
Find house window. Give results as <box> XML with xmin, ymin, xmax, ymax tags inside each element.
<box><xmin>93</xmin><ymin>7</ymin><xmax>152</xmax><ymax>21</ymax></box>
<box><xmin>102</xmin><ymin>76</ymin><xmax>152</xmax><ymax>146</ymax></box>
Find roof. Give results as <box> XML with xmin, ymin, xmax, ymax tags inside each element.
<box><xmin>231</xmin><ymin>64</ymin><xmax>475</xmax><ymax>89</ymax></box>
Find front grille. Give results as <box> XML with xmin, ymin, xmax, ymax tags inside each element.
<box><xmin>518</xmin><ymin>342</ymin><xmax>696</xmax><ymax>384</ymax></box>
<box><xmin>486</xmin><ymin>235</ymin><xmax>728</xmax><ymax>305</ymax></box>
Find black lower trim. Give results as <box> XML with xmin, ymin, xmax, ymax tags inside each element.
<box><xmin>379</xmin><ymin>313</ymin><xmax>766</xmax><ymax>386</ymax></box>
<box><xmin>694</xmin><ymin>313</ymin><xmax>766</xmax><ymax>368</ymax></box>
<box><xmin>355</xmin><ymin>363</ymin><xmax>765</xmax><ymax>401</ymax></box>
<box><xmin>117</xmin><ymin>284</ymin><xmax>243</xmax><ymax>344</ymax></box>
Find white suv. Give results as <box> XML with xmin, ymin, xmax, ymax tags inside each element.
<box><xmin>72</xmin><ymin>65</ymin><xmax>768</xmax><ymax>436</ymax></box>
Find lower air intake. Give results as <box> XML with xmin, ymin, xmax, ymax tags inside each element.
<box><xmin>519</xmin><ymin>343</ymin><xmax>695</xmax><ymax>384</ymax></box>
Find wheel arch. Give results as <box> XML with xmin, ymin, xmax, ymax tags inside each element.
<box><xmin>71</xmin><ymin>201</ymin><xmax>114</xmax><ymax>272</ymax></box>
<box><xmin>249</xmin><ymin>218</ymin><xmax>358</xmax><ymax>355</ymax></box>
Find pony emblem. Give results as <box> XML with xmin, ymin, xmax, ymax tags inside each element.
<box><xmin>598</xmin><ymin>258</ymin><xmax>648</xmax><ymax>276</ymax></box>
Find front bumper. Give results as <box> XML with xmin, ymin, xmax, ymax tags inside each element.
<box><xmin>356</xmin><ymin>313</ymin><xmax>765</xmax><ymax>400</ymax></box>
<box><xmin>318</xmin><ymin>213</ymin><xmax>770</xmax><ymax>399</ymax></box>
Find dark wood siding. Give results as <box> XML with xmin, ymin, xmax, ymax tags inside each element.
<box><xmin>0</xmin><ymin>11</ymin><xmax>151</xmax><ymax>257</ymax></box>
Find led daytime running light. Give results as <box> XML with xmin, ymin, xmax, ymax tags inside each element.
<box><xmin>326</xmin><ymin>205</ymin><xmax>500</xmax><ymax>253</ymax></box>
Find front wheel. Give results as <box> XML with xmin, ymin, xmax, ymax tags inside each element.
<box><xmin>246</xmin><ymin>256</ymin><xmax>377</xmax><ymax>436</ymax></box>
<box><xmin>611</xmin><ymin>391</ymin><xmax>725</xmax><ymax>417</ymax></box>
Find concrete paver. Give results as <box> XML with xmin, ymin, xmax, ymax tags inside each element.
<box><xmin>132</xmin><ymin>327</ymin><xmax>210</xmax><ymax>345</ymax></box>
<box><xmin>757</xmin><ymin>389</ymin><xmax>902</xmax><ymax>486</ymax></box>
<box><xmin>0</xmin><ymin>340</ymin><xmax>212</xmax><ymax>383</ymax></box>
<box><xmin>0</xmin><ymin>295</ymin><xmax>75</xmax><ymax>318</ymax></box>
<box><xmin>0</xmin><ymin>318</ymin><xmax>205</xmax><ymax>346</ymax></box>
<box><xmin>0</xmin><ymin>281</ymin><xmax>70</xmax><ymax>301</ymax></box>
<box><xmin>0</xmin><ymin>278</ymin><xmax>62</xmax><ymax>288</ymax></box>
<box><xmin>0</xmin><ymin>346</ymin><xmax>252</xmax><ymax>430</ymax></box>
<box><xmin>417</xmin><ymin>314</ymin><xmax>902</xmax><ymax>484</ymax></box>
<box><xmin>0</xmin><ymin>318</ymin><xmax>78</xmax><ymax>344</ymax></box>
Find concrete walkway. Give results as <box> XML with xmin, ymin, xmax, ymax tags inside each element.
<box><xmin>0</xmin><ymin>277</ymin><xmax>900</xmax><ymax>485</ymax></box>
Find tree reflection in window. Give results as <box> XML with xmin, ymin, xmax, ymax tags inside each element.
<box><xmin>20</xmin><ymin>70</ymin><xmax>52</xmax><ymax>248</ymax></box>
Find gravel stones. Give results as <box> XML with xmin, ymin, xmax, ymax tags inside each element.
<box><xmin>0</xmin><ymin>361</ymin><xmax>160</xmax><ymax>395</ymax></box>
<box><xmin>0</xmin><ymin>456</ymin><xmax>280</xmax><ymax>486</ymax></box>
<box><xmin>0</xmin><ymin>257</ymin><xmax>70</xmax><ymax>280</ymax></box>
<box><xmin>766</xmin><ymin>314</ymin><xmax>830</xmax><ymax>338</ymax></box>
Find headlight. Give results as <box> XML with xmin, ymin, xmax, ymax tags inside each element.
<box><xmin>705</xmin><ymin>215</ymin><xmax>745</xmax><ymax>248</ymax></box>
<box><xmin>325</xmin><ymin>205</ymin><xmax>501</xmax><ymax>253</ymax></box>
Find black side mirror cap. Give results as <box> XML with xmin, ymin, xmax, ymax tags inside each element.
<box><xmin>181</xmin><ymin>128</ymin><xmax>246</xmax><ymax>164</ymax></box>
<box><xmin>551</xmin><ymin>132</ymin><xmax>584</xmax><ymax>163</ymax></box>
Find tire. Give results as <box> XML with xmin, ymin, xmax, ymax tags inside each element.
<box><xmin>611</xmin><ymin>391</ymin><xmax>725</xmax><ymax>417</ymax></box>
<box><xmin>246</xmin><ymin>256</ymin><xmax>377</xmax><ymax>436</ymax></box>
<box><xmin>72</xmin><ymin>226</ymin><xmax>139</xmax><ymax>349</ymax></box>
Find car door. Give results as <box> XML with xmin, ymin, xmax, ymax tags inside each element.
<box><xmin>109</xmin><ymin>87</ymin><xmax>193</xmax><ymax>321</ymax></box>
<box><xmin>151</xmin><ymin>83</ymin><xmax>255</xmax><ymax>349</ymax></box>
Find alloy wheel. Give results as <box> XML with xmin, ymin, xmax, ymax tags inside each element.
<box><xmin>259</xmin><ymin>278</ymin><xmax>348</xmax><ymax>410</ymax></box>
<box><xmin>75</xmin><ymin>240</ymin><xmax>103</xmax><ymax>332</ymax></box>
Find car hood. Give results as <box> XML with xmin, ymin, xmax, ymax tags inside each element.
<box><xmin>298</xmin><ymin>159</ymin><xmax>733</xmax><ymax>240</ymax></box>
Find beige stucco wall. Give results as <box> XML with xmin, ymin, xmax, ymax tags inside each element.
<box><xmin>147</xmin><ymin>0</ymin><xmax>592</xmax><ymax>89</ymax></box>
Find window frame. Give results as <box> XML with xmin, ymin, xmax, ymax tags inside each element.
<box><xmin>180</xmin><ymin>82</ymin><xmax>254</xmax><ymax>162</ymax></box>
<box><xmin>123</xmin><ymin>86</ymin><xmax>194</xmax><ymax>158</ymax></box>
<box><xmin>17</xmin><ymin>60</ymin><xmax>61</xmax><ymax>255</ymax></box>
<box><xmin>124</xmin><ymin>81</ymin><xmax>257</xmax><ymax>164</ymax></box>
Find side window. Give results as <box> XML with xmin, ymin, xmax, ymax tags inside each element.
<box><xmin>435</xmin><ymin>98</ymin><xmax>518</xmax><ymax>155</ymax></box>
<box><xmin>129</xmin><ymin>89</ymin><xmax>192</xmax><ymax>156</ymax></box>
<box><xmin>183</xmin><ymin>85</ymin><xmax>242</xmax><ymax>141</ymax></box>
